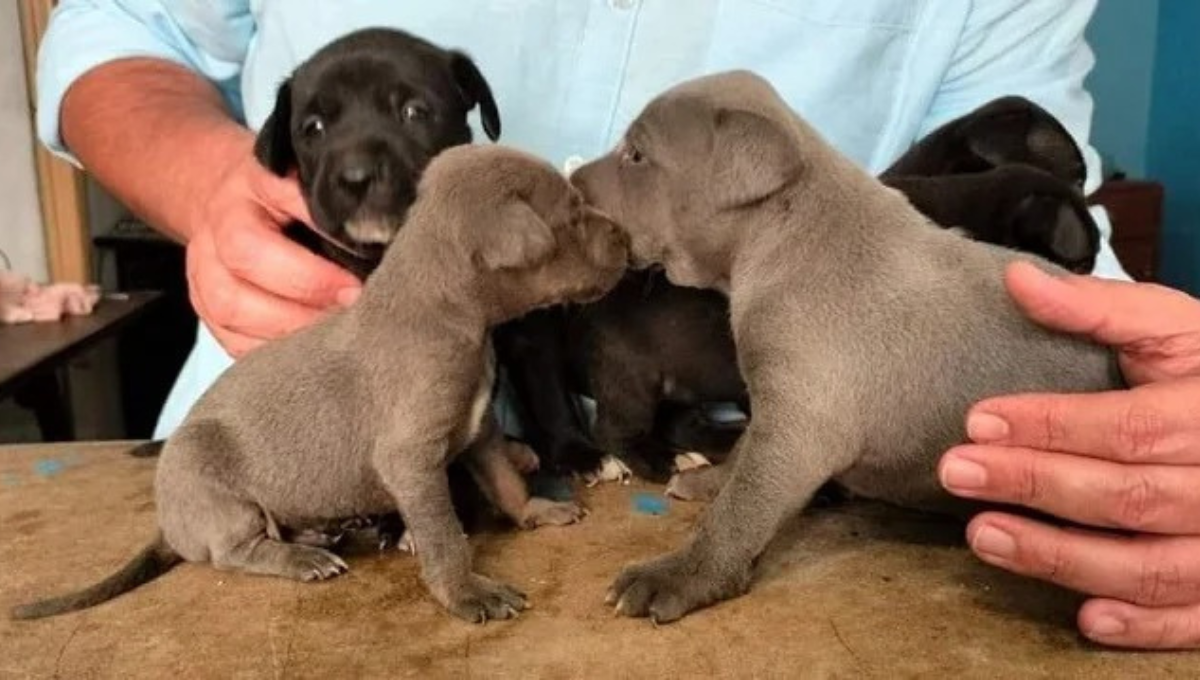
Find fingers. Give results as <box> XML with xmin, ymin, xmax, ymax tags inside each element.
<box><xmin>187</xmin><ymin>226</ymin><xmax>329</xmax><ymax>354</ymax></box>
<box><xmin>965</xmin><ymin>380</ymin><xmax>1200</xmax><ymax>465</ymax></box>
<box><xmin>1079</xmin><ymin>598</ymin><xmax>1200</xmax><ymax>650</ymax></box>
<box><xmin>211</xmin><ymin>214</ymin><xmax>360</xmax><ymax>309</ymax></box>
<box><xmin>249</xmin><ymin>165</ymin><xmax>315</xmax><ymax>227</ymax></box>
<box><xmin>1004</xmin><ymin>261</ymin><xmax>1200</xmax><ymax>349</ymax></box>
<box><xmin>940</xmin><ymin>444</ymin><xmax>1200</xmax><ymax>533</ymax></box>
<box><xmin>964</xmin><ymin>512</ymin><xmax>1200</xmax><ymax>608</ymax></box>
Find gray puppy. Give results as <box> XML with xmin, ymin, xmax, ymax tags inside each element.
<box><xmin>571</xmin><ymin>71</ymin><xmax>1124</xmax><ymax>624</ymax></box>
<box><xmin>13</xmin><ymin>145</ymin><xmax>629</xmax><ymax>623</ymax></box>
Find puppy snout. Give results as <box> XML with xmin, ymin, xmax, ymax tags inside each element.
<box><xmin>336</xmin><ymin>150</ymin><xmax>391</xmax><ymax>196</ymax></box>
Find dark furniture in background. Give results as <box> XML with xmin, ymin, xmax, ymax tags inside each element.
<box><xmin>0</xmin><ymin>292</ymin><xmax>163</xmax><ymax>441</ymax></box>
<box><xmin>93</xmin><ymin>219</ymin><xmax>198</xmax><ymax>439</ymax></box>
<box><xmin>1090</xmin><ymin>179</ymin><xmax>1165</xmax><ymax>282</ymax></box>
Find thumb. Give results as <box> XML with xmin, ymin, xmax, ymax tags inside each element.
<box><xmin>1004</xmin><ymin>261</ymin><xmax>1200</xmax><ymax>348</ymax></box>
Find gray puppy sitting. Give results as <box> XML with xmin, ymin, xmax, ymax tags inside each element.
<box><xmin>571</xmin><ymin>71</ymin><xmax>1124</xmax><ymax>624</ymax></box>
<box><xmin>12</xmin><ymin>145</ymin><xmax>629</xmax><ymax>624</ymax></box>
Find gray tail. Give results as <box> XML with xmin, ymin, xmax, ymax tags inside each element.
<box><xmin>127</xmin><ymin>440</ymin><xmax>165</xmax><ymax>458</ymax></box>
<box><xmin>10</xmin><ymin>535</ymin><xmax>181</xmax><ymax>620</ymax></box>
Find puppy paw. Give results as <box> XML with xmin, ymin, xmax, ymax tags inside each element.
<box><xmin>581</xmin><ymin>455</ymin><xmax>633</xmax><ymax>487</ymax></box>
<box><xmin>673</xmin><ymin>451</ymin><xmax>712</xmax><ymax>472</ymax></box>
<box><xmin>665</xmin><ymin>464</ymin><xmax>728</xmax><ymax>502</ymax></box>
<box><xmin>290</xmin><ymin>528</ymin><xmax>347</xmax><ymax>549</ymax></box>
<box><xmin>501</xmin><ymin>439</ymin><xmax>541</xmax><ymax>475</ymax></box>
<box><xmin>280</xmin><ymin>545</ymin><xmax>350</xmax><ymax>582</ymax></box>
<box><xmin>606</xmin><ymin>550</ymin><xmax>750</xmax><ymax>624</ymax></box>
<box><xmin>444</xmin><ymin>574</ymin><xmax>528</xmax><ymax>623</ymax></box>
<box><xmin>520</xmin><ymin>497</ymin><xmax>588</xmax><ymax>528</ymax></box>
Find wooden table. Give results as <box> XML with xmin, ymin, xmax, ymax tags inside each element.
<box><xmin>0</xmin><ymin>292</ymin><xmax>163</xmax><ymax>440</ymax></box>
<box><xmin>2</xmin><ymin>442</ymin><xmax>1196</xmax><ymax>679</ymax></box>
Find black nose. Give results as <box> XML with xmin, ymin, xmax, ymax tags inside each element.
<box><xmin>337</xmin><ymin>153</ymin><xmax>389</xmax><ymax>195</ymax></box>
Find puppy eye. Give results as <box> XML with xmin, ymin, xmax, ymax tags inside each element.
<box><xmin>402</xmin><ymin>100</ymin><xmax>431</xmax><ymax>123</ymax></box>
<box><xmin>300</xmin><ymin>115</ymin><xmax>326</xmax><ymax>139</ymax></box>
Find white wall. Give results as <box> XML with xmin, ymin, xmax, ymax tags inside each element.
<box><xmin>0</xmin><ymin>1</ymin><xmax>47</xmax><ymax>282</ymax></box>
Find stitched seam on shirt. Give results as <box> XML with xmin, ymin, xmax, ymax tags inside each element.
<box><xmin>601</xmin><ymin>4</ymin><xmax>645</xmax><ymax>145</ymax></box>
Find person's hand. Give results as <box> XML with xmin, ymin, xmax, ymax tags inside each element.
<box><xmin>185</xmin><ymin>140</ymin><xmax>362</xmax><ymax>357</ymax></box>
<box><xmin>938</xmin><ymin>261</ymin><xmax>1200</xmax><ymax>650</ymax></box>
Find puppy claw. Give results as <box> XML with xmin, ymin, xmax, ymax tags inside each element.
<box><xmin>673</xmin><ymin>451</ymin><xmax>712</xmax><ymax>472</ymax></box>
<box><xmin>582</xmin><ymin>456</ymin><xmax>633</xmax><ymax>487</ymax></box>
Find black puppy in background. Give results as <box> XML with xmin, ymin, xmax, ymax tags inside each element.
<box><xmin>499</xmin><ymin>95</ymin><xmax>1103</xmax><ymax>484</ymax></box>
<box><xmin>254</xmin><ymin>27</ymin><xmax>501</xmax><ymax>279</ymax></box>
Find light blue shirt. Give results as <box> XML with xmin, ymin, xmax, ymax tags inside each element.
<box><xmin>37</xmin><ymin>0</ymin><xmax>1131</xmax><ymax>439</ymax></box>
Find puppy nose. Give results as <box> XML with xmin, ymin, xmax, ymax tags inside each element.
<box><xmin>337</xmin><ymin>155</ymin><xmax>388</xmax><ymax>194</ymax></box>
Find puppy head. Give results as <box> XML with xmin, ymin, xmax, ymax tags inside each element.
<box><xmin>883</xmin><ymin>96</ymin><xmax>1086</xmax><ymax>188</ymax></box>
<box><xmin>413</xmin><ymin>145</ymin><xmax>630</xmax><ymax>320</ymax></box>
<box><xmin>572</xmin><ymin>71</ymin><xmax>805</xmax><ymax>289</ymax></box>
<box><xmin>254</xmin><ymin>28</ymin><xmax>502</xmax><ymax>261</ymax></box>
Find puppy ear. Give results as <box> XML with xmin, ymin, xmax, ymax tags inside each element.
<box><xmin>712</xmin><ymin>108</ymin><xmax>802</xmax><ymax>210</ymax></box>
<box><xmin>449</xmin><ymin>51</ymin><xmax>502</xmax><ymax>142</ymax></box>
<box><xmin>961</xmin><ymin>98</ymin><xmax>1086</xmax><ymax>187</ymax></box>
<box><xmin>477</xmin><ymin>198</ymin><xmax>556</xmax><ymax>270</ymax></box>
<box><xmin>254</xmin><ymin>79</ymin><xmax>296</xmax><ymax>176</ymax></box>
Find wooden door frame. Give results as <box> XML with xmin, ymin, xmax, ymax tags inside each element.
<box><xmin>18</xmin><ymin>0</ymin><xmax>92</xmax><ymax>283</ymax></box>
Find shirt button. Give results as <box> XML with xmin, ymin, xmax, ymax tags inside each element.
<box><xmin>563</xmin><ymin>155</ymin><xmax>585</xmax><ymax>176</ymax></box>
<box><xmin>609</xmin><ymin>0</ymin><xmax>636</xmax><ymax>9</ymax></box>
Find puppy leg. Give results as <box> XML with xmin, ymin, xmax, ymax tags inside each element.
<box><xmin>374</xmin><ymin>440</ymin><xmax>527</xmax><ymax>623</ymax></box>
<box><xmin>591</xmin><ymin>363</ymin><xmax>675</xmax><ymax>483</ymax></box>
<box><xmin>464</xmin><ymin>418</ymin><xmax>586</xmax><ymax>529</ymax></box>
<box><xmin>608</xmin><ymin>422</ymin><xmax>852</xmax><ymax>623</ymax></box>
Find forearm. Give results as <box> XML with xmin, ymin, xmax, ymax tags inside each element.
<box><xmin>60</xmin><ymin>58</ymin><xmax>252</xmax><ymax>243</ymax></box>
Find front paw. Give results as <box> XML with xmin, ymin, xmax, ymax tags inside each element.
<box><xmin>520</xmin><ymin>497</ymin><xmax>588</xmax><ymax>528</ymax></box>
<box><xmin>606</xmin><ymin>550</ymin><xmax>750</xmax><ymax>624</ymax></box>
<box><xmin>581</xmin><ymin>455</ymin><xmax>633</xmax><ymax>487</ymax></box>
<box><xmin>665</xmin><ymin>464</ymin><xmax>728</xmax><ymax>502</ymax></box>
<box><xmin>442</xmin><ymin>574</ymin><xmax>528</xmax><ymax>623</ymax></box>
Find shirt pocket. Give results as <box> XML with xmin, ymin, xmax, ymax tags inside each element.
<box><xmin>705</xmin><ymin>0</ymin><xmax>923</xmax><ymax>168</ymax></box>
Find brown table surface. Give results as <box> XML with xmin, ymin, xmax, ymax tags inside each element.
<box><xmin>0</xmin><ymin>292</ymin><xmax>162</xmax><ymax>399</ymax></box>
<box><xmin>2</xmin><ymin>442</ymin><xmax>1196</xmax><ymax>679</ymax></box>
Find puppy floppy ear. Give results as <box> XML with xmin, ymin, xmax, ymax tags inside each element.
<box><xmin>961</xmin><ymin>98</ymin><xmax>1086</xmax><ymax>187</ymax></box>
<box><xmin>476</xmin><ymin>197</ymin><xmax>556</xmax><ymax>270</ymax></box>
<box><xmin>712</xmin><ymin>108</ymin><xmax>802</xmax><ymax>210</ymax></box>
<box><xmin>449</xmin><ymin>51</ymin><xmax>502</xmax><ymax>142</ymax></box>
<box><xmin>254</xmin><ymin>79</ymin><xmax>296</xmax><ymax>176</ymax></box>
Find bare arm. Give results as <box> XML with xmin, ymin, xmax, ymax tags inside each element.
<box><xmin>61</xmin><ymin>58</ymin><xmax>248</xmax><ymax>243</ymax></box>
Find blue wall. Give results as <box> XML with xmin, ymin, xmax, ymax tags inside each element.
<box><xmin>1086</xmin><ymin>0</ymin><xmax>1200</xmax><ymax>293</ymax></box>
<box><xmin>1085</xmin><ymin>1</ymin><xmax>1159</xmax><ymax>179</ymax></box>
<box><xmin>1145</xmin><ymin>0</ymin><xmax>1200</xmax><ymax>291</ymax></box>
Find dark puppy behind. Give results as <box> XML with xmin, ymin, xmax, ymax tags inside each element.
<box><xmin>254</xmin><ymin>27</ymin><xmax>501</xmax><ymax>278</ymax></box>
<box><xmin>13</xmin><ymin>146</ymin><xmax>629</xmax><ymax>623</ymax></box>
<box><xmin>498</xmin><ymin>95</ymin><xmax>1102</xmax><ymax>484</ymax></box>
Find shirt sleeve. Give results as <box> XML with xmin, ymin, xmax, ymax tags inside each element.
<box><xmin>919</xmin><ymin>0</ymin><xmax>1131</xmax><ymax>281</ymax></box>
<box><xmin>36</xmin><ymin>0</ymin><xmax>255</xmax><ymax>167</ymax></box>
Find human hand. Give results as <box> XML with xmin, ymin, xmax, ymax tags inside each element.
<box><xmin>938</xmin><ymin>261</ymin><xmax>1200</xmax><ymax>649</ymax></box>
<box><xmin>185</xmin><ymin>139</ymin><xmax>362</xmax><ymax>357</ymax></box>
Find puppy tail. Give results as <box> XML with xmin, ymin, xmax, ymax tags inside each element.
<box><xmin>9</xmin><ymin>534</ymin><xmax>181</xmax><ymax>620</ymax></box>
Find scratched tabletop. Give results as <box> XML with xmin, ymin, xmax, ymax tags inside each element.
<box><xmin>2</xmin><ymin>442</ymin><xmax>1196</xmax><ymax>679</ymax></box>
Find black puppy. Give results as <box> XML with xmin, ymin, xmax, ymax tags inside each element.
<box><xmin>255</xmin><ymin>27</ymin><xmax>501</xmax><ymax>278</ymax></box>
<box><xmin>500</xmin><ymin>95</ymin><xmax>1103</xmax><ymax>484</ymax></box>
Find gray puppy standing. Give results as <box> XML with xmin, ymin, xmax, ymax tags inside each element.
<box><xmin>13</xmin><ymin>145</ymin><xmax>629</xmax><ymax>623</ymax></box>
<box><xmin>572</xmin><ymin>71</ymin><xmax>1124</xmax><ymax>624</ymax></box>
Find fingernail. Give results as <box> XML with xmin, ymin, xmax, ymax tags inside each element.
<box><xmin>1087</xmin><ymin>615</ymin><xmax>1127</xmax><ymax>638</ymax></box>
<box><xmin>336</xmin><ymin>287</ymin><xmax>362</xmax><ymax>307</ymax></box>
<box><xmin>968</xmin><ymin>413</ymin><xmax>1009</xmax><ymax>443</ymax></box>
<box><xmin>940</xmin><ymin>456</ymin><xmax>988</xmax><ymax>490</ymax></box>
<box><xmin>972</xmin><ymin>525</ymin><xmax>1016</xmax><ymax>561</ymax></box>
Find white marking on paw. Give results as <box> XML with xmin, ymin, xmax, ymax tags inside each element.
<box><xmin>582</xmin><ymin>455</ymin><xmax>632</xmax><ymax>487</ymax></box>
<box><xmin>673</xmin><ymin>451</ymin><xmax>712</xmax><ymax>472</ymax></box>
<box><xmin>396</xmin><ymin>530</ymin><xmax>416</xmax><ymax>555</ymax></box>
